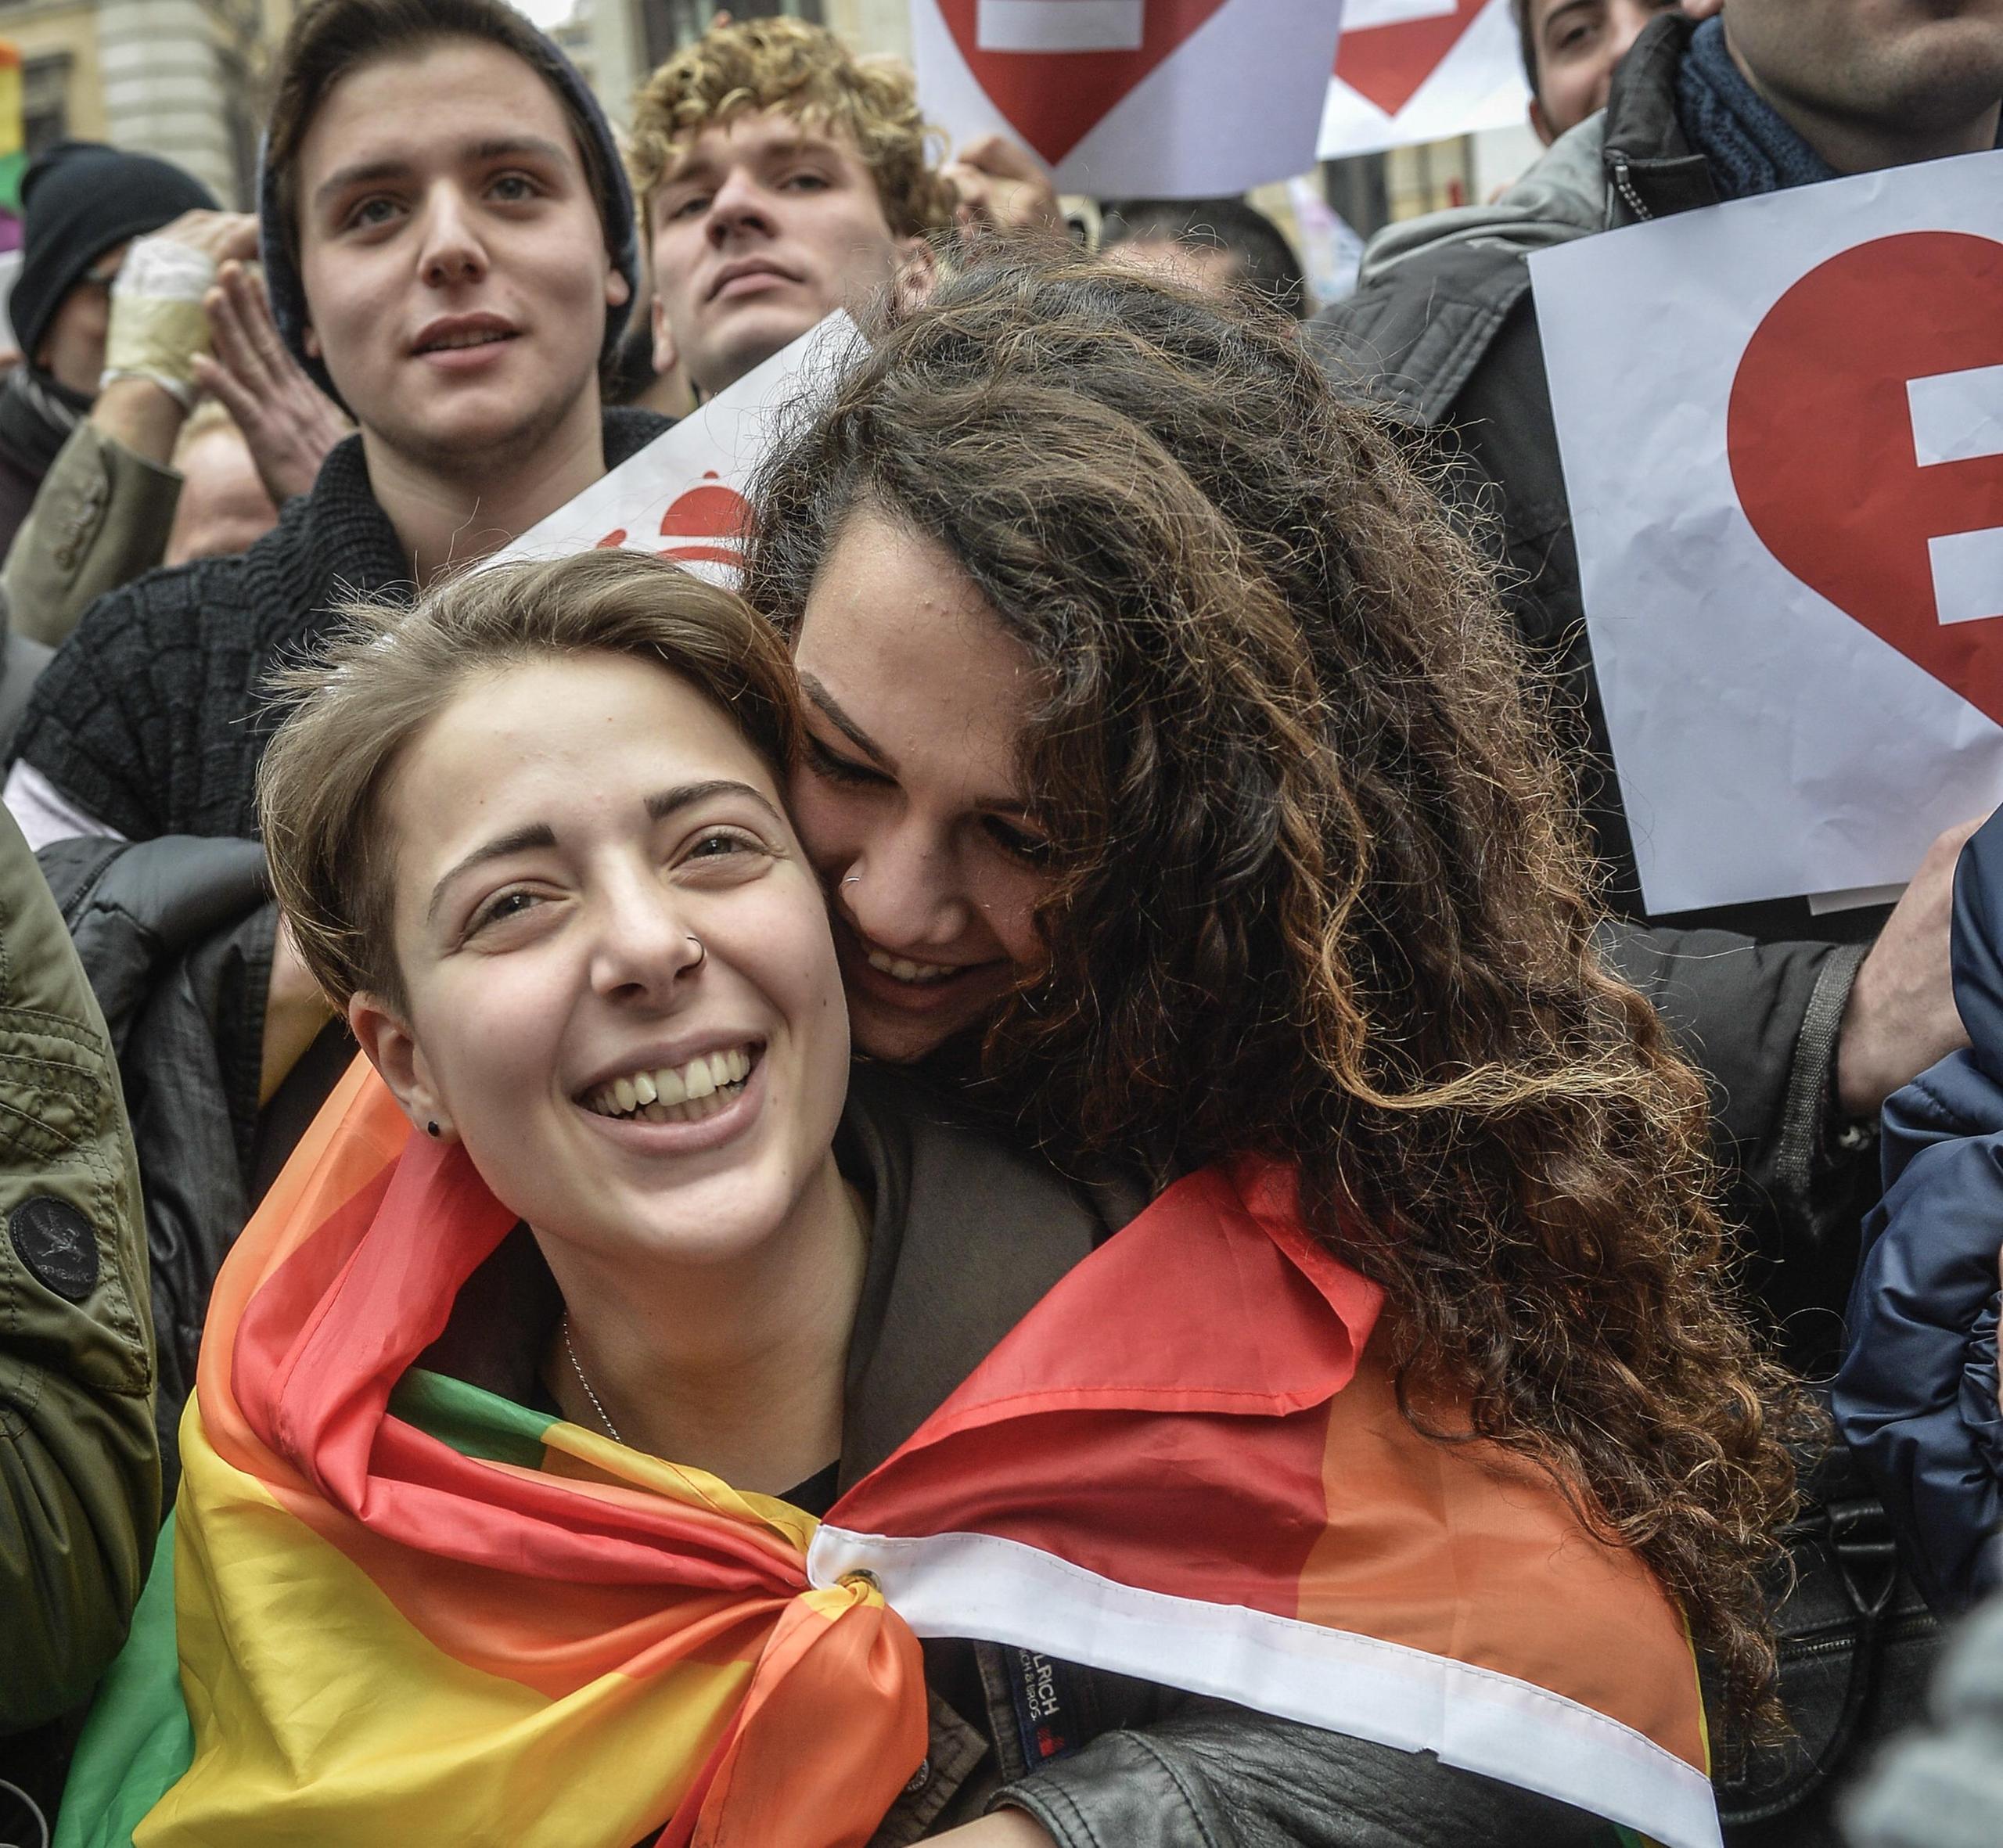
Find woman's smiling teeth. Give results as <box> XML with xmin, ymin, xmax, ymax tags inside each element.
<box><xmin>865</xmin><ymin>949</ymin><xmax>958</xmax><ymax>986</ymax></box>
<box><xmin>584</xmin><ymin>1045</ymin><xmax>757</xmax><ymax>1124</ymax></box>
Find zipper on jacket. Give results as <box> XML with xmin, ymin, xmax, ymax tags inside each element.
<box><xmin>1607</xmin><ymin>149</ymin><xmax>1654</xmax><ymax>222</ymax></box>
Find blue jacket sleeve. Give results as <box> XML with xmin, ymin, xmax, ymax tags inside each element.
<box><xmin>1834</xmin><ymin>1060</ymin><xmax>2003</xmax><ymax>1615</ymax></box>
<box><xmin>1835</xmin><ymin>808</ymin><xmax>2003</xmax><ymax>1616</ymax></box>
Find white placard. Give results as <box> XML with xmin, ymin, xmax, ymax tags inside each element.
<box><xmin>1318</xmin><ymin>0</ymin><xmax>1527</xmax><ymax>163</ymax></box>
<box><xmin>1531</xmin><ymin>150</ymin><xmax>2003</xmax><ymax>914</ymax></box>
<box><xmin>913</xmin><ymin>0</ymin><xmax>1346</xmax><ymax>198</ymax></box>
<box><xmin>488</xmin><ymin>313</ymin><xmax>859</xmax><ymax>585</ymax></box>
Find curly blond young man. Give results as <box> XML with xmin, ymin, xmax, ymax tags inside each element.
<box><xmin>629</xmin><ymin>17</ymin><xmax>1055</xmax><ymax>401</ymax></box>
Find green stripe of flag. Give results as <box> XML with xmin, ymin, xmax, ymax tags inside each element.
<box><xmin>54</xmin><ymin>1523</ymin><xmax>193</xmax><ymax>1848</ymax></box>
<box><xmin>390</xmin><ymin>1365</ymin><xmax>559</xmax><ymax>1469</ymax></box>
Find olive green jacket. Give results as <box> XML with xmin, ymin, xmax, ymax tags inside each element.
<box><xmin>0</xmin><ymin>801</ymin><xmax>156</xmax><ymax>1734</ymax></box>
<box><xmin>2</xmin><ymin>423</ymin><xmax>180</xmax><ymax>649</ymax></box>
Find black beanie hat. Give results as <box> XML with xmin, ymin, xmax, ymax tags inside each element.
<box><xmin>257</xmin><ymin>16</ymin><xmax>640</xmax><ymax>403</ymax></box>
<box><xmin>9</xmin><ymin>142</ymin><xmax>219</xmax><ymax>364</ymax></box>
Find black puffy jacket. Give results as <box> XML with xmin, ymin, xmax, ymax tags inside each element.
<box><xmin>34</xmin><ymin>834</ymin><xmax>348</xmax><ymax>1500</ymax></box>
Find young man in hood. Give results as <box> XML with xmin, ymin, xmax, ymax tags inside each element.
<box><xmin>6</xmin><ymin>0</ymin><xmax>652</xmax><ymax>854</ymax></box>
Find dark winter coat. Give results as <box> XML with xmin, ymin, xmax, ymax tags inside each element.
<box><xmin>1311</xmin><ymin>14</ymin><xmax>1879</xmax><ymax>1367</ymax></box>
<box><xmin>0</xmin><ymin>430</ymin><xmax>44</xmax><ymax>559</ymax></box>
<box><xmin>28</xmin><ymin>831</ymin><xmax>339</xmax><ymax>1506</ymax></box>
<box><xmin>1834</xmin><ymin>811</ymin><xmax>2003</xmax><ymax>1616</ymax></box>
<box><xmin>13</xmin><ymin>411</ymin><xmax>668</xmax><ymax>841</ymax></box>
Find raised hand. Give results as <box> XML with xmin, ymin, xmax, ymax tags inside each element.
<box><xmin>192</xmin><ymin>261</ymin><xmax>351</xmax><ymax>506</ymax></box>
<box><xmin>940</xmin><ymin>135</ymin><xmax>1063</xmax><ymax>243</ymax></box>
<box><xmin>1837</xmin><ymin>814</ymin><xmax>1985</xmax><ymax>1118</ymax></box>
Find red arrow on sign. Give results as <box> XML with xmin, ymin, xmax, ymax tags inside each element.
<box><xmin>1336</xmin><ymin>0</ymin><xmax>1487</xmax><ymax>117</ymax></box>
<box><xmin>938</xmin><ymin>0</ymin><xmax>1233</xmax><ymax>169</ymax></box>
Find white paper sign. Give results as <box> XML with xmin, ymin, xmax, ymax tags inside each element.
<box><xmin>1531</xmin><ymin>149</ymin><xmax>2003</xmax><ymax>914</ymax></box>
<box><xmin>912</xmin><ymin>0</ymin><xmax>1346</xmax><ymax>197</ymax></box>
<box><xmin>490</xmin><ymin>313</ymin><xmax>861</xmax><ymax>584</ymax></box>
<box><xmin>1318</xmin><ymin>0</ymin><xmax>1527</xmax><ymax>162</ymax></box>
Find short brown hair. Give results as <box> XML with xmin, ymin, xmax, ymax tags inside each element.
<box><xmin>264</xmin><ymin>0</ymin><xmax>622</xmax><ymax>271</ymax></box>
<box><xmin>258</xmin><ymin>551</ymin><xmax>801</xmax><ymax>1011</ymax></box>
<box><xmin>627</xmin><ymin>17</ymin><xmax>955</xmax><ymax>239</ymax></box>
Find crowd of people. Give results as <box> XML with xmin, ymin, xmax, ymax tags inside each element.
<box><xmin>2</xmin><ymin>0</ymin><xmax>2001</xmax><ymax>1844</ymax></box>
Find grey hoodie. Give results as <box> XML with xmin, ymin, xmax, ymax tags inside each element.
<box><xmin>1354</xmin><ymin>115</ymin><xmax>1610</xmax><ymax>292</ymax></box>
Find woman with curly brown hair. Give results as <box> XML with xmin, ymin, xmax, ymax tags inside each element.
<box><xmin>742</xmin><ymin>253</ymin><xmax>1811</xmax><ymax>1826</ymax></box>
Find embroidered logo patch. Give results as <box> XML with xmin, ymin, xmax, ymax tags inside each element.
<box><xmin>10</xmin><ymin>1196</ymin><xmax>99</xmax><ymax>1302</ymax></box>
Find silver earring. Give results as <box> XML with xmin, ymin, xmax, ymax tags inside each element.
<box><xmin>426</xmin><ymin>1121</ymin><xmax>441</xmax><ymax>1138</ymax></box>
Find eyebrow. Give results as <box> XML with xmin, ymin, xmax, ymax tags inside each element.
<box><xmin>660</xmin><ymin>129</ymin><xmax>838</xmax><ymax>191</ymax></box>
<box><xmin>646</xmin><ymin>779</ymin><xmax>787</xmax><ymax>828</ymax></box>
<box><xmin>798</xmin><ymin>672</ymin><xmax>895</xmax><ymax>770</ymax></box>
<box><xmin>1539</xmin><ymin>0</ymin><xmax>1598</xmax><ymax>39</ymax></box>
<box><xmin>424</xmin><ymin>780</ymin><xmax>786</xmax><ymax>924</ymax></box>
<box><xmin>797</xmin><ymin>674</ymin><xmax>1039</xmax><ymax>825</ymax></box>
<box><xmin>426</xmin><ymin>822</ymin><xmax>556</xmax><ymax>924</ymax></box>
<box><xmin>312</xmin><ymin>135</ymin><xmax>573</xmax><ymax>211</ymax></box>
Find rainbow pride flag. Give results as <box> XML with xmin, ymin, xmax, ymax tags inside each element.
<box><xmin>0</xmin><ymin>45</ymin><xmax>23</xmax><ymax>255</ymax></box>
<box><xmin>60</xmin><ymin>1060</ymin><xmax>1718</xmax><ymax>1848</ymax></box>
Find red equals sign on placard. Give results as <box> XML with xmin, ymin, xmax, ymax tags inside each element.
<box><xmin>1908</xmin><ymin>361</ymin><xmax>2003</xmax><ymax>627</ymax></box>
<box><xmin>976</xmin><ymin>1</ymin><xmax>1143</xmax><ymax>51</ymax></box>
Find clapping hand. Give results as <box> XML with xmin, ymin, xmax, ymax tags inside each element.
<box><xmin>192</xmin><ymin>262</ymin><xmax>351</xmax><ymax>506</ymax></box>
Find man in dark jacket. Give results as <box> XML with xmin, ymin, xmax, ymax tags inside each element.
<box><xmin>1314</xmin><ymin>7</ymin><xmax>2003</xmax><ymax>1833</ymax></box>
<box><xmin>0</xmin><ymin>142</ymin><xmax>218</xmax><ymax>552</ymax></box>
<box><xmin>1314</xmin><ymin>2</ymin><xmax>2003</xmax><ymax>1364</ymax></box>
<box><xmin>6</xmin><ymin>0</ymin><xmax>657</xmax><ymax>856</ymax></box>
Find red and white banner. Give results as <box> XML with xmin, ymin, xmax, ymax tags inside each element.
<box><xmin>912</xmin><ymin>0</ymin><xmax>1346</xmax><ymax>197</ymax></box>
<box><xmin>1532</xmin><ymin>150</ymin><xmax>2003</xmax><ymax>914</ymax></box>
<box><xmin>489</xmin><ymin>314</ymin><xmax>858</xmax><ymax>584</ymax></box>
<box><xmin>1318</xmin><ymin>0</ymin><xmax>1527</xmax><ymax>162</ymax></box>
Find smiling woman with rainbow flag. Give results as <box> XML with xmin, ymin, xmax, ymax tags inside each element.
<box><xmin>57</xmin><ymin>544</ymin><xmax>1736</xmax><ymax>1848</ymax></box>
<box><xmin>54</xmin><ymin>557</ymin><xmax>1778</xmax><ymax>1842</ymax></box>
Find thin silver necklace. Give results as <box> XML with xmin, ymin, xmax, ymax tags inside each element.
<box><xmin>561</xmin><ymin>1311</ymin><xmax>621</xmax><ymax>1444</ymax></box>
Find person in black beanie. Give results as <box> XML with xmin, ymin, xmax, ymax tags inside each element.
<box><xmin>0</xmin><ymin>142</ymin><xmax>218</xmax><ymax>550</ymax></box>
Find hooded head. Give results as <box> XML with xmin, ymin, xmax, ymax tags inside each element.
<box><xmin>9</xmin><ymin>142</ymin><xmax>218</xmax><ymax>394</ymax></box>
<box><xmin>256</xmin><ymin>0</ymin><xmax>639</xmax><ymax>404</ymax></box>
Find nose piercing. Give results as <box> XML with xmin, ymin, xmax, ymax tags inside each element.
<box><xmin>842</xmin><ymin>874</ymin><xmax>861</xmax><ymax>886</ymax></box>
<box><xmin>687</xmin><ymin>934</ymin><xmax>706</xmax><ymax>968</ymax></box>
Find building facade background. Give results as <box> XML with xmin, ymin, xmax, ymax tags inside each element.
<box><xmin>0</xmin><ymin>0</ymin><xmax>298</xmax><ymax>205</ymax></box>
<box><xmin>0</xmin><ymin>0</ymin><xmax>1540</xmax><ymax>309</ymax></box>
